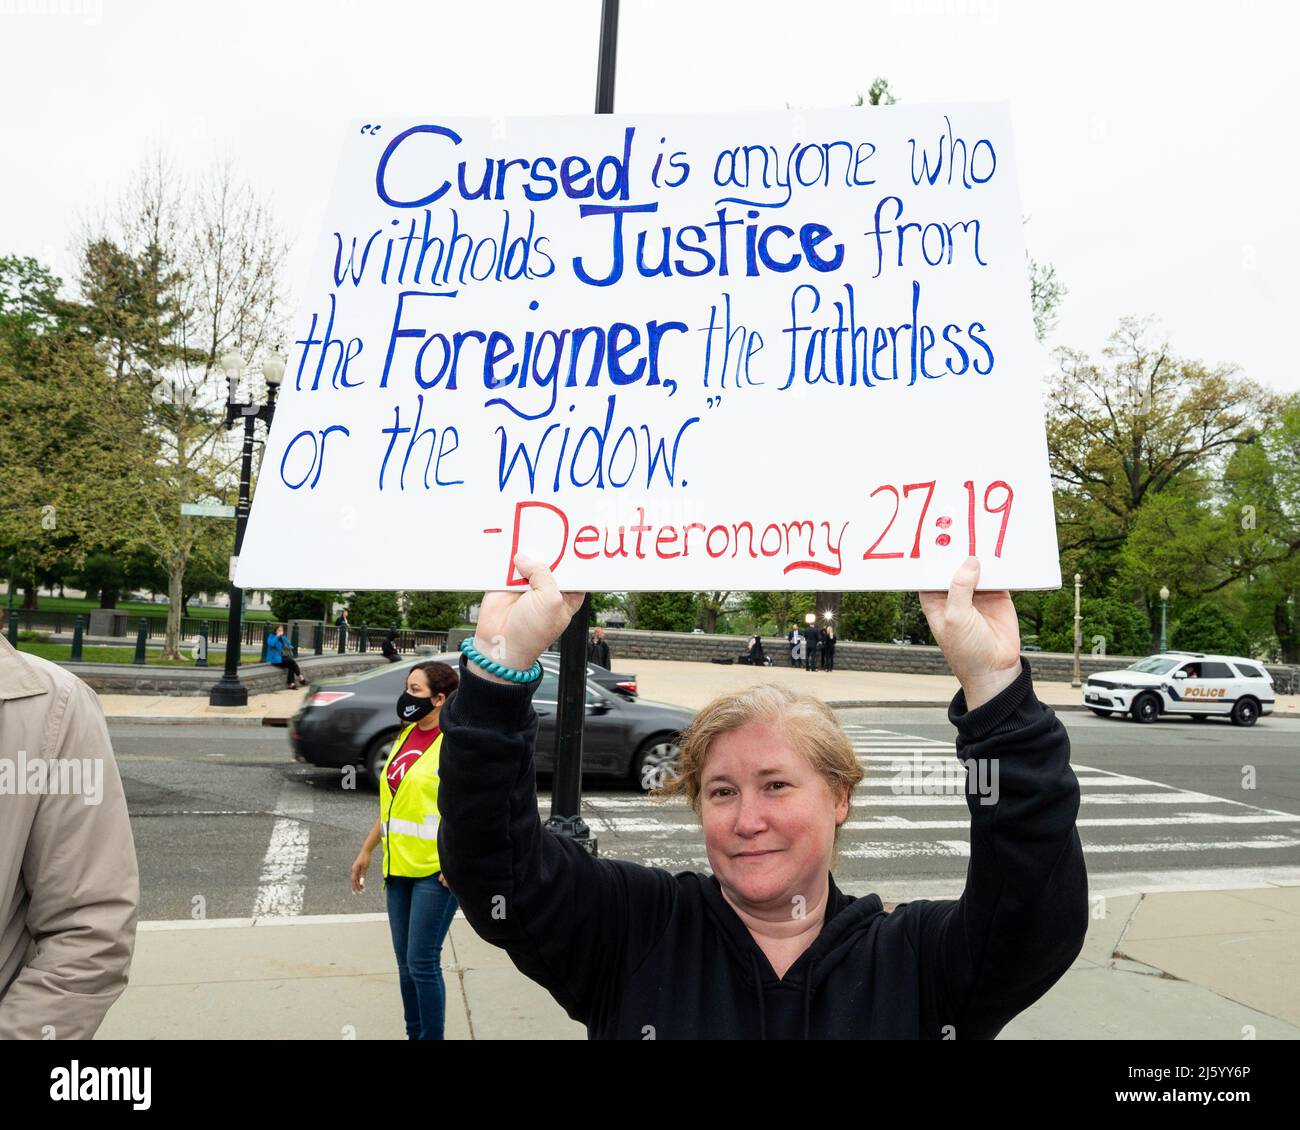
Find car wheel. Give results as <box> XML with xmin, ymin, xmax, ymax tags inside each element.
<box><xmin>1231</xmin><ymin>698</ymin><xmax>1260</xmax><ymax>727</ymax></box>
<box><xmin>363</xmin><ymin>732</ymin><xmax>397</xmax><ymax>789</ymax></box>
<box><xmin>632</xmin><ymin>736</ymin><xmax>681</xmax><ymax>793</ymax></box>
<box><xmin>1088</xmin><ymin>708</ymin><xmax>1111</xmax><ymax>718</ymax></box>
<box><xmin>1131</xmin><ymin>693</ymin><xmax>1160</xmax><ymax>724</ymax></box>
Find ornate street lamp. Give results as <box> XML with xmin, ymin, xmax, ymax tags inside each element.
<box><xmin>208</xmin><ymin>353</ymin><xmax>285</xmax><ymax>707</ymax></box>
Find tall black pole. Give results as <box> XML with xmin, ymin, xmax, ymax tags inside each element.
<box><xmin>595</xmin><ymin>0</ymin><xmax>619</xmax><ymax>114</ymax></box>
<box><xmin>209</xmin><ymin>384</ymin><xmax>277</xmax><ymax>707</ymax></box>
<box><xmin>545</xmin><ymin>0</ymin><xmax>619</xmax><ymax>854</ymax></box>
<box><xmin>209</xmin><ymin>413</ymin><xmax>258</xmax><ymax>707</ymax></box>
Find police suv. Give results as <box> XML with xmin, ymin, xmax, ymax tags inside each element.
<box><xmin>1083</xmin><ymin>652</ymin><xmax>1275</xmax><ymax>726</ymax></box>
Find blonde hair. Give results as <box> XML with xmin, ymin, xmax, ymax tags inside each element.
<box><xmin>654</xmin><ymin>683</ymin><xmax>864</xmax><ymax>850</ymax></box>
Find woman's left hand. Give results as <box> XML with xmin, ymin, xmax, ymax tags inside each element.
<box><xmin>438</xmin><ymin>873</ymin><xmax>448</xmax><ymax>888</ymax></box>
<box><xmin>919</xmin><ymin>556</ymin><xmax>1022</xmax><ymax>710</ymax></box>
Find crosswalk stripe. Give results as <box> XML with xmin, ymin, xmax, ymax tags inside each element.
<box><xmin>252</xmin><ymin>781</ymin><xmax>312</xmax><ymax>918</ymax></box>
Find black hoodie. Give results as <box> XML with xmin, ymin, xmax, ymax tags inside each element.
<box><xmin>437</xmin><ymin>655</ymin><xmax>1088</xmax><ymax>1039</ymax></box>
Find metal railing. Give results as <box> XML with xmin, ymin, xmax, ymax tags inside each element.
<box><xmin>5</xmin><ymin>610</ymin><xmax>449</xmax><ymax>657</ymax></box>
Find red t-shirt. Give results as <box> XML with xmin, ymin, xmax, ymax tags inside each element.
<box><xmin>386</xmin><ymin>724</ymin><xmax>440</xmax><ymax>794</ymax></box>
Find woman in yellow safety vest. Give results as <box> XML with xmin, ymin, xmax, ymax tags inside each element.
<box><xmin>351</xmin><ymin>660</ymin><xmax>459</xmax><ymax>1040</ymax></box>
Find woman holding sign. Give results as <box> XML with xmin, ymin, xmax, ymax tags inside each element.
<box><xmin>436</xmin><ymin>555</ymin><xmax>1087</xmax><ymax>1039</ymax></box>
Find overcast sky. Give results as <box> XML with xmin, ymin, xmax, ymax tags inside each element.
<box><xmin>4</xmin><ymin>0</ymin><xmax>1296</xmax><ymax>393</ymax></box>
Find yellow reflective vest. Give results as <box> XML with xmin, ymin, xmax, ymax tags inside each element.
<box><xmin>378</xmin><ymin>723</ymin><xmax>445</xmax><ymax>880</ymax></box>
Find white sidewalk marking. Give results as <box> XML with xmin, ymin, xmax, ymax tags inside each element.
<box><xmin>252</xmin><ymin>780</ymin><xmax>312</xmax><ymax>917</ymax></box>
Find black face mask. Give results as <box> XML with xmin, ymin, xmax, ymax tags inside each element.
<box><xmin>396</xmin><ymin>691</ymin><xmax>435</xmax><ymax>724</ymax></box>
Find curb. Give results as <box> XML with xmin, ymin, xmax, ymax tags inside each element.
<box><xmin>105</xmin><ymin>715</ymin><xmax>293</xmax><ymax>728</ymax></box>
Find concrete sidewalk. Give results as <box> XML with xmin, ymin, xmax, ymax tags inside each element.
<box><xmin>95</xmin><ymin>658</ymin><xmax>1300</xmax><ymax>723</ymax></box>
<box><xmin>96</xmin><ymin>879</ymin><xmax>1300</xmax><ymax>1040</ymax></box>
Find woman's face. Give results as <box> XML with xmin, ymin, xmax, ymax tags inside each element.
<box><xmin>405</xmin><ymin>669</ymin><xmax>445</xmax><ymax>709</ymax></box>
<box><xmin>699</xmin><ymin>720</ymin><xmax>848</xmax><ymax>913</ymax></box>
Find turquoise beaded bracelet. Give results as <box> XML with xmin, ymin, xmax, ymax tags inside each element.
<box><xmin>459</xmin><ymin>637</ymin><xmax>543</xmax><ymax>684</ymax></box>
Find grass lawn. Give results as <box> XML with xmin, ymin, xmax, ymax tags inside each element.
<box><xmin>17</xmin><ymin>642</ymin><xmax>246</xmax><ymax>667</ymax></box>
<box><xmin>6</xmin><ymin>595</ymin><xmax>274</xmax><ymax>621</ymax></box>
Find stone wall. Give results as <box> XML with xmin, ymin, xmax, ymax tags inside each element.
<box><xmin>596</xmin><ymin>629</ymin><xmax>1295</xmax><ymax>684</ymax></box>
<box><xmin>66</xmin><ymin>653</ymin><xmax>389</xmax><ymax>696</ymax></box>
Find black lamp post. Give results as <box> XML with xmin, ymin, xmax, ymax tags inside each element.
<box><xmin>208</xmin><ymin>352</ymin><xmax>285</xmax><ymax>707</ymax></box>
<box><xmin>544</xmin><ymin>0</ymin><xmax>620</xmax><ymax>856</ymax></box>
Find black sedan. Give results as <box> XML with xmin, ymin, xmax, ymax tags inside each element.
<box><xmin>289</xmin><ymin>653</ymin><xmax>691</xmax><ymax>791</ymax></box>
<box><xmin>540</xmin><ymin>651</ymin><xmax>639</xmax><ymax>699</ymax></box>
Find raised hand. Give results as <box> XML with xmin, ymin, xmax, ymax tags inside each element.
<box><xmin>472</xmin><ymin>553</ymin><xmax>587</xmax><ymax>674</ymax></box>
<box><xmin>918</xmin><ymin>556</ymin><xmax>1023</xmax><ymax>709</ymax></box>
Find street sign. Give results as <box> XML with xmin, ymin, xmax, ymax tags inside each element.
<box><xmin>181</xmin><ymin>503</ymin><xmax>236</xmax><ymax>519</ymax></box>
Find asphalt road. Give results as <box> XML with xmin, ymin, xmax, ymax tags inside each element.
<box><xmin>110</xmin><ymin>709</ymin><xmax>1300</xmax><ymax>921</ymax></box>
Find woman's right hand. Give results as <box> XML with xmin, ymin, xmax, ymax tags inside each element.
<box><xmin>350</xmin><ymin>851</ymin><xmax>371</xmax><ymax>893</ymax></box>
<box><xmin>473</xmin><ymin>553</ymin><xmax>586</xmax><ymax>672</ymax></box>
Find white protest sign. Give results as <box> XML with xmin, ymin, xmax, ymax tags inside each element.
<box><xmin>236</xmin><ymin>104</ymin><xmax>1059</xmax><ymax>592</ymax></box>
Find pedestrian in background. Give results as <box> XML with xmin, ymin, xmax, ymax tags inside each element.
<box><xmin>821</xmin><ymin>624</ymin><xmax>837</xmax><ymax>672</ymax></box>
<box><xmin>788</xmin><ymin>625</ymin><xmax>804</xmax><ymax>668</ymax></box>
<box><xmin>587</xmin><ymin>626</ymin><xmax>611</xmax><ymax>668</ymax></box>
<box><xmin>267</xmin><ymin>624</ymin><xmax>306</xmax><ymax>688</ymax></box>
<box><xmin>351</xmin><ymin>660</ymin><xmax>460</xmax><ymax>1040</ymax></box>
<box><xmin>803</xmin><ymin>620</ymin><xmax>820</xmax><ymax>671</ymax></box>
<box><xmin>382</xmin><ymin>628</ymin><xmax>401</xmax><ymax>663</ymax></box>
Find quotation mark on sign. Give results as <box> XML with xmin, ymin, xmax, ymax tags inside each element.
<box><xmin>705</xmin><ymin>395</ymin><xmax>723</xmax><ymax>409</ymax></box>
<box><xmin>360</xmin><ymin>123</ymin><xmax>382</xmax><ymax>136</ymax></box>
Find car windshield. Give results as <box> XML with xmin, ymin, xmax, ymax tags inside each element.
<box><xmin>1127</xmin><ymin>657</ymin><xmax>1179</xmax><ymax>675</ymax></box>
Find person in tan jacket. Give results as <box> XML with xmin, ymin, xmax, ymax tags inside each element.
<box><xmin>0</xmin><ymin>630</ymin><xmax>139</xmax><ymax>1039</ymax></box>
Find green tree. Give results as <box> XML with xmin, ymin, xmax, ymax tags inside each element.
<box><xmin>630</xmin><ymin>591</ymin><xmax>698</xmax><ymax>632</ymax></box>
<box><xmin>745</xmin><ymin>591</ymin><xmax>814</xmax><ymax>635</ymax></box>
<box><xmin>1221</xmin><ymin>396</ymin><xmax>1300</xmax><ymax>661</ymax></box>
<box><xmin>696</xmin><ymin>591</ymin><xmax>734</xmax><ymax>634</ymax></box>
<box><xmin>1028</xmin><ymin>259</ymin><xmax>1067</xmax><ymax>342</ymax></box>
<box><xmin>838</xmin><ymin>592</ymin><xmax>900</xmax><ymax>642</ymax></box>
<box><xmin>0</xmin><ymin>295</ymin><xmax>156</xmax><ymax>609</ymax></box>
<box><xmin>269</xmin><ymin>590</ymin><xmax>336</xmax><ymax>622</ymax></box>
<box><xmin>853</xmin><ymin>78</ymin><xmax>898</xmax><ymax>107</ymax></box>
<box><xmin>898</xmin><ymin>593</ymin><xmax>935</xmax><ymax>645</ymax></box>
<box><xmin>589</xmin><ymin>592</ymin><xmax>629</xmax><ymax>622</ymax></box>
<box><xmin>1038</xmin><ymin>589</ymin><xmax>1154</xmax><ymax>655</ymax></box>
<box><xmin>404</xmin><ymin>591</ymin><xmax>465</xmax><ymax>631</ymax></box>
<box><xmin>1047</xmin><ymin>317</ymin><xmax>1263</xmax><ymax>610</ymax></box>
<box><xmin>70</xmin><ymin>156</ymin><xmax>288</xmax><ymax>658</ymax></box>
<box><xmin>1170</xmin><ymin>602</ymin><xmax>1249</xmax><ymax>656</ymax></box>
<box><xmin>346</xmin><ymin>590</ymin><xmax>402</xmax><ymax>629</ymax></box>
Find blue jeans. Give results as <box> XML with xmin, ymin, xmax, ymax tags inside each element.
<box><xmin>385</xmin><ymin>873</ymin><xmax>458</xmax><ymax>1040</ymax></box>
